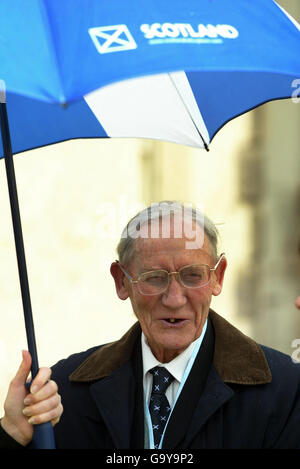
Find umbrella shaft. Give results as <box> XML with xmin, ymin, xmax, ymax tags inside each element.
<box><xmin>0</xmin><ymin>102</ymin><xmax>39</xmax><ymax>377</ymax></box>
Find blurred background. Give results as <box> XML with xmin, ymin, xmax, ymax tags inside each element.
<box><xmin>0</xmin><ymin>0</ymin><xmax>299</xmax><ymax>406</ymax></box>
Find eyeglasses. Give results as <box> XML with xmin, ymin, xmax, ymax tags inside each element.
<box><xmin>116</xmin><ymin>253</ymin><xmax>225</xmax><ymax>296</ymax></box>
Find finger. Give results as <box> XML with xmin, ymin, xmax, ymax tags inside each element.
<box><xmin>23</xmin><ymin>393</ymin><xmax>61</xmax><ymax>418</ymax></box>
<box><xmin>51</xmin><ymin>416</ymin><xmax>61</xmax><ymax>427</ymax></box>
<box><xmin>10</xmin><ymin>350</ymin><xmax>32</xmax><ymax>388</ymax></box>
<box><xmin>25</xmin><ymin>379</ymin><xmax>58</xmax><ymax>405</ymax></box>
<box><xmin>30</xmin><ymin>367</ymin><xmax>52</xmax><ymax>394</ymax></box>
<box><xmin>27</xmin><ymin>403</ymin><xmax>63</xmax><ymax>426</ymax></box>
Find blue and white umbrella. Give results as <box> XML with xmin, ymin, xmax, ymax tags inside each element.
<box><xmin>0</xmin><ymin>0</ymin><xmax>300</xmax><ymax>155</ymax></box>
<box><xmin>0</xmin><ymin>0</ymin><xmax>299</xmax><ymax>449</ymax></box>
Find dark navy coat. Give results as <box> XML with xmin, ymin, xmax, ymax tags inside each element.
<box><xmin>50</xmin><ymin>310</ymin><xmax>300</xmax><ymax>449</ymax></box>
<box><xmin>1</xmin><ymin>310</ymin><xmax>299</xmax><ymax>449</ymax></box>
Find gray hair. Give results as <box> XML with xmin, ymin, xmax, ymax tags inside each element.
<box><xmin>117</xmin><ymin>201</ymin><xmax>219</xmax><ymax>266</ymax></box>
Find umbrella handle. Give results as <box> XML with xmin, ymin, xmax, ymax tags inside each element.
<box><xmin>0</xmin><ymin>83</ymin><xmax>55</xmax><ymax>449</ymax></box>
<box><xmin>32</xmin><ymin>422</ymin><xmax>56</xmax><ymax>449</ymax></box>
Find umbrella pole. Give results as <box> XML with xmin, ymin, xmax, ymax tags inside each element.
<box><xmin>0</xmin><ymin>86</ymin><xmax>55</xmax><ymax>449</ymax></box>
<box><xmin>0</xmin><ymin>103</ymin><xmax>39</xmax><ymax>378</ymax></box>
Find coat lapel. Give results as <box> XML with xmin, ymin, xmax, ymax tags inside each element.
<box><xmin>163</xmin><ymin>310</ymin><xmax>272</xmax><ymax>448</ymax></box>
<box><xmin>69</xmin><ymin>322</ymin><xmax>142</xmax><ymax>449</ymax></box>
<box><xmin>131</xmin><ymin>338</ymin><xmax>145</xmax><ymax>448</ymax></box>
<box><xmin>162</xmin><ymin>317</ymin><xmax>215</xmax><ymax>449</ymax></box>
<box><xmin>180</xmin><ymin>366</ymin><xmax>234</xmax><ymax>448</ymax></box>
<box><xmin>89</xmin><ymin>361</ymin><xmax>135</xmax><ymax>449</ymax></box>
<box><xmin>87</xmin><ymin>337</ymin><xmax>145</xmax><ymax>449</ymax></box>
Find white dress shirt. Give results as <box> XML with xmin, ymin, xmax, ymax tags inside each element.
<box><xmin>141</xmin><ymin>320</ymin><xmax>207</xmax><ymax>448</ymax></box>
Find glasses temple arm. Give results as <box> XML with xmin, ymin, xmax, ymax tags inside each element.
<box><xmin>116</xmin><ymin>260</ymin><xmax>135</xmax><ymax>282</ymax></box>
<box><xmin>211</xmin><ymin>252</ymin><xmax>225</xmax><ymax>271</ymax></box>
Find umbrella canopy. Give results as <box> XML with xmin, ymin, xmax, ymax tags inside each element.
<box><xmin>0</xmin><ymin>0</ymin><xmax>300</xmax><ymax>153</ymax></box>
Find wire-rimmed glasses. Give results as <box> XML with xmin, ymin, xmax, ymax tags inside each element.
<box><xmin>116</xmin><ymin>253</ymin><xmax>225</xmax><ymax>296</ymax></box>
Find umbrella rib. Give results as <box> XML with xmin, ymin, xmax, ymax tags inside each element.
<box><xmin>167</xmin><ymin>73</ymin><xmax>209</xmax><ymax>151</ymax></box>
<box><xmin>37</xmin><ymin>1</ymin><xmax>67</xmax><ymax>103</ymax></box>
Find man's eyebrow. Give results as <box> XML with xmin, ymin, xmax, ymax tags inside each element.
<box><xmin>138</xmin><ymin>266</ymin><xmax>164</xmax><ymax>273</ymax></box>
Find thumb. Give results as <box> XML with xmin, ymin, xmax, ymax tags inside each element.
<box><xmin>11</xmin><ymin>350</ymin><xmax>32</xmax><ymax>388</ymax></box>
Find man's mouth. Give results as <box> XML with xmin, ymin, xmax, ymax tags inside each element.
<box><xmin>161</xmin><ymin>318</ymin><xmax>186</xmax><ymax>324</ymax></box>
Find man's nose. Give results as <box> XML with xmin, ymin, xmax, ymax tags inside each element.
<box><xmin>161</xmin><ymin>275</ymin><xmax>187</xmax><ymax>308</ymax></box>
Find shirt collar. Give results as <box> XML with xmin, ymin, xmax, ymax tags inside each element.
<box><xmin>141</xmin><ymin>330</ymin><xmax>203</xmax><ymax>384</ymax></box>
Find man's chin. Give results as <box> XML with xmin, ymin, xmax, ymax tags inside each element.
<box><xmin>151</xmin><ymin>333</ymin><xmax>195</xmax><ymax>362</ymax></box>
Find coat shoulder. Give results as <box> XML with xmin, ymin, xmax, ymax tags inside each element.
<box><xmin>51</xmin><ymin>345</ymin><xmax>103</xmax><ymax>382</ymax></box>
<box><xmin>260</xmin><ymin>344</ymin><xmax>300</xmax><ymax>385</ymax></box>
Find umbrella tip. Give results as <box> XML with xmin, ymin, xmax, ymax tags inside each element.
<box><xmin>0</xmin><ymin>79</ymin><xmax>6</xmax><ymax>104</ymax></box>
<box><xmin>204</xmin><ymin>143</ymin><xmax>209</xmax><ymax>152</ymax></box>
<box><xmin>61</xmin><ymin>102</ymin><xmax>68</xmax><ymax>109</ymax></box>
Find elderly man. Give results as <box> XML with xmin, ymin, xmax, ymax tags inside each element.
<box><xmin>1</xmin><ymin>201</ymin><xmax>300</xmax><ymax>449</ymax></box>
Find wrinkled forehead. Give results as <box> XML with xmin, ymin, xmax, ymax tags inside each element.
<box><xmin>140</xmin><ymin>214</ymin><xmax>203</xmax><ymax>238</ymax></box>
<box><xmin>130</xmin><ymin>215</ymin><xmax>212</xmax><ymax>268</ymax></box>
<box><xmin>130</xmin><ymin>214</ymin><xmax>205</xmax><ymax>243</ymax></box>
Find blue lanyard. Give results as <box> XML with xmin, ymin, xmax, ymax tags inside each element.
<box><xmin>144</xmin><ymin>320</ymin><xmax>207</xmax><ymax>449</ymax></box>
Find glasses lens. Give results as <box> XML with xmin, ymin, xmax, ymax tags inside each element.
<box><xmin>138</xmin><ymin>270</ymin><xmax>168</xmax><ymax>295</ymax></box>
<box><xmin>179</xmin><ymin>265</ymin><xmax>210</xmax><ymax>288</ymax></box>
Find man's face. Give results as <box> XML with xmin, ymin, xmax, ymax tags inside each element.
<box><xmin>296</xmin><ymin>296</ymin><xmax>300</xmax><ymax>310</ymax></box>
<box><xmin>112</xmin><ymin>220</ymin><xmax>226</xmax><ymax>362</ymax></box>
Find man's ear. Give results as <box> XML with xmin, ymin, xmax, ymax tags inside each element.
<box><xmin>110</xmin><ymin>262</ymin><xmax>130</xmax><ymax>300</ymax></box>
<box><xmin>212</xmin><ymin>256</ymin><xmax>227</xmax><ymax>297</ymax></box>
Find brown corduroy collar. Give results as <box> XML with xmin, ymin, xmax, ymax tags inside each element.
<box><xmin>69</xmin><ymin>310</ymin><xmax>272</xmax><ymax>385</ymax></box>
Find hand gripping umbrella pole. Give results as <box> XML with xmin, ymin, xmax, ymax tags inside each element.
<box><xmin>0</xmin><ymin>82</ymin><xmax>55</xmax><ymax>449</ymax></box>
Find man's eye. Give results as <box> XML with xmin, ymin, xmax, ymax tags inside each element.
<box><xmin>181</xmin><ymin>268</ymin><xmax>206</xmax><ymax>283</ymax></box>
<box><xmin>183</xmin><ymin>272</ymin><xmax>203</xmax><ymax>280</ymax></box>
<box><xmin>143</xmin><ymin>273</ymin><xmax>166</xmax><ymax>283</ymax></box>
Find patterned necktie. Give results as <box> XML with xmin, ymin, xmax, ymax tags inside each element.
<box><xmin>149</xmin><ymin>366</ymin><xmax>174</xmax><ymax>449</ymax></box>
